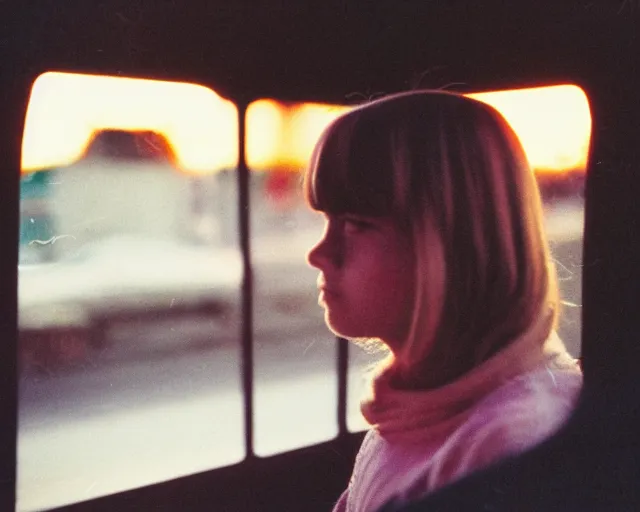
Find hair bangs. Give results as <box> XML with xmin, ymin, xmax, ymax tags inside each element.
<box><xmin>304</xmin><ymin>110</ymin><xmax>398</xmax><ymax>217</ymax></box>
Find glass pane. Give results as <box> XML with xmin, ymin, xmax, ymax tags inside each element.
<box><xmin>17</xmin><ymin>72</ymin><xmax>243</xmax><ymax>511</ymax></box>
<box><xmin>248</xmin><ymin>87</ymin><xmax>590</xmax><ymax>438</ymax></box>
<box><xmin>541</xmin><ymin>182</ymin><xmax>585</xmax><ymax>358</ymax></box>
<box><xmin>274</xmin><ymin>85</ymin><xmax>591</xmax><ymax>433</ymax></box>
<box><xmin>247</xmin><ymin>101</ymin><xmax>351</xmax><ymax>456</ymax></box>
<box><xmin>469</xmin><ymin>85</ymin><xmax>590</xmax><ymax>359</ymax></box>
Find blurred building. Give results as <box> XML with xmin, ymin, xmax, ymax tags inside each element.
<box><xmin>20</xmin><ymin>129</ymin><xmax>225</xmax><ymax>264</ymax></box>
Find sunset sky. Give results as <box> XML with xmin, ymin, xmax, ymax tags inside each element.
<box><xmin>22</xmin><ymin>72</ymin><xmax>591</xmax><ymax>175</ymax></box>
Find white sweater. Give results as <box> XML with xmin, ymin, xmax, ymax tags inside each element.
<box><xmin>333</xmin><ymin>330</ymin><xmax>583</xmax><ymax>512</ymax></box>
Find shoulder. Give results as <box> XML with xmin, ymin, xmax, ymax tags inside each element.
<box><xmin>465</xmin><ymin>363</ymin><xmax>581</xmax><ymax>450</ymax></box>
<box><xmin>485</xmin><ymin>361</ymin><xmax>582</xmax><ymax>435</ymax></box>
<box><xmin>428</xmin><ymin>364</ymin><xmax>583</xmax><ymax>488</ymax></box>
<box><xmin>331</xmin><ymin>488</ymin><xmax>349</xmax><ymax>512</ymax></box>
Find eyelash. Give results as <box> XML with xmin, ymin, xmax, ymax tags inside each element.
<box><xmin>342</xmin><ymin>217</ymin><xmax>375</xmax><ymax>232</ymax></box>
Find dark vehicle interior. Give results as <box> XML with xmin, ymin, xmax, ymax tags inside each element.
<box><xmin>2</xmin><ymin>1</ymin><xmax>639</xmax><ymax>510</ymax></box>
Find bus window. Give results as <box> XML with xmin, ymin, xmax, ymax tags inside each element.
<box><xmin>246</xmin><ymin>87</ymin><xmax>589</xmax><ymax>438</ymax></box>
<box><xmin>468</xmin><ymin>84</ymin><xmax>590</xmax><ymax>361</ymax></box>
<box><xmin>17</xmin><ymin>72</ymin><xmax>244</xmax><ymax>511</ymax></box>
<box><xmin>245</xmin><ymin>86</ymin><xmax>591</xmax><ymax>435</ymax></box>
<box><xmin>246</xmin><ymin>100</ymin><xmax>351</xmax><ymax>456</ymax></box>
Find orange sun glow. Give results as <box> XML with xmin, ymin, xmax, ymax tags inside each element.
<box><xmin>22</xmin><ymin>73</ymin><xmax>591</xmax><ymax>176</ymax></box>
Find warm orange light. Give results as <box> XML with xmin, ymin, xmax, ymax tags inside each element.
<box><xmin>247</xmin><ymin>85</ymin><xmax>591</xmax><ymax>175</ymax></box>
<box><xmin>22</xmin><ymin>74</ymin><xmax>591</xmax><ymax>177</ymax></box>
<box><xmin>468</xmin><ymin>84</ymin><xmax>591</xmax><ymax>173</ymax></box>
<box><xmin>246</xmin><ymin>100</ymin><xmax>287</xmax><ymax>169</ymax></box>
<box><xmin>21</xmin><ymin>72</ymin><xmax>238</xmax><ymax>174</ymax></box>
<box><xmin>287</xmin><ymin>103</ymin><xmax>352</xmax><ymax>167</ymax></box>
<box><xmin>246</xmin><ymin>101</ymin><xmax>350</xmax><ymax>169</ymax></box>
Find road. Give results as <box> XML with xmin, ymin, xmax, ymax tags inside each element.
<box><xmin>16</xmin><ymin>200</ymin><xmax>585</xmax><ymax>512</ymax></box>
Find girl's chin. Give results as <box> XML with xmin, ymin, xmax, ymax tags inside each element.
<box><xmin>324</xmin><ymin>314</ymin><xmax>366</xmax><ymax>340</ymax></box>
<box><xmin>323</xmin><ymin>314</ymin><xmax>349</xmax><ymax>338</ymax></box>
<box><xmin>324</xmin><ymin>314</ymin><xmax>403</xmax><ymax>350</ymax></box>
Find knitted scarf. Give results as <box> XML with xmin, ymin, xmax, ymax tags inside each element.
<box><xmin>360</xmin><ymin>312</ymin><xmax>576</xmax><ymax>444</ymax></box>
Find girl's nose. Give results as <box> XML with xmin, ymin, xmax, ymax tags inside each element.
<box><xmin>306</xmin><ymin>238</ymin><xmax>325</xmax><ymax>269</ymax></box>
<box><xmin>307</xmin><ymin>233</ymin><xmax>334</xmax><ymax>270</ymax></box>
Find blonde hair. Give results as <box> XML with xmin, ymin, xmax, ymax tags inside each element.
<box><xmin>305</xmin><ymin>90</ymin><xmax>559</xmax><ymax>387</ymax></box>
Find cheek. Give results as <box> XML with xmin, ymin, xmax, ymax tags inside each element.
<box><xmin>379</xmin><ymin>262</ymin><xmax>415</xmax><ymax>327</ymax></box>
<box><xmin>336</xmin><ymin>249</ymin><xmax>415</xmax><ymax>339</ymax></box>
<box><xmin>379</xmin><ymin>246</ymin><xmax>416</xmax><ymax>336</ymax></box>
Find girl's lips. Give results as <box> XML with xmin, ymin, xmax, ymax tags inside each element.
<box><xmin>317</xmin><ymin>277</ymin><xmax>337</xmax><ymax>293</ymax></box>
<box><xmin>319</xmin><ymin>284</ymin><xmax>340</xmax><ymax>295</ymax></box>
<box><xmin>318</xmin><ymin>286</ymin><xmax>340</xmax><ymax>305</ymax></box>
<box><xmin>317</xmin><ymin>276</ymin><xmax>340</xmax><ymax>299</ymax></box>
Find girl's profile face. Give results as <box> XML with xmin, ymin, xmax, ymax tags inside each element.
<box><xmin>307</xmin><ymin>213</ymin><xmax>415</xmax><ymax>349</ymax></box>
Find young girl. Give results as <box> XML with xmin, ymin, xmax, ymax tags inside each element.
<box><xmin>304</xmin><ymin>91</ymin><xmax>583</xmax><ymax>512</ymax></box>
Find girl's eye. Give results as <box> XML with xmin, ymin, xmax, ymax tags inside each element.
<box><xmin>343</xmin><ymin>217</ymin><xmax>375</xmax><ymax>233</ymax></box>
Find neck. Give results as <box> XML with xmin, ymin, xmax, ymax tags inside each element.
<box><xmin>384</xmin><ymin>312</ymin><xmax>554</xmax><ymax>392</ymax></box>
<box><xmin>387</xmin><ymin>356</ymin><xmax>471</xmax><ymax>391</ymax></box>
